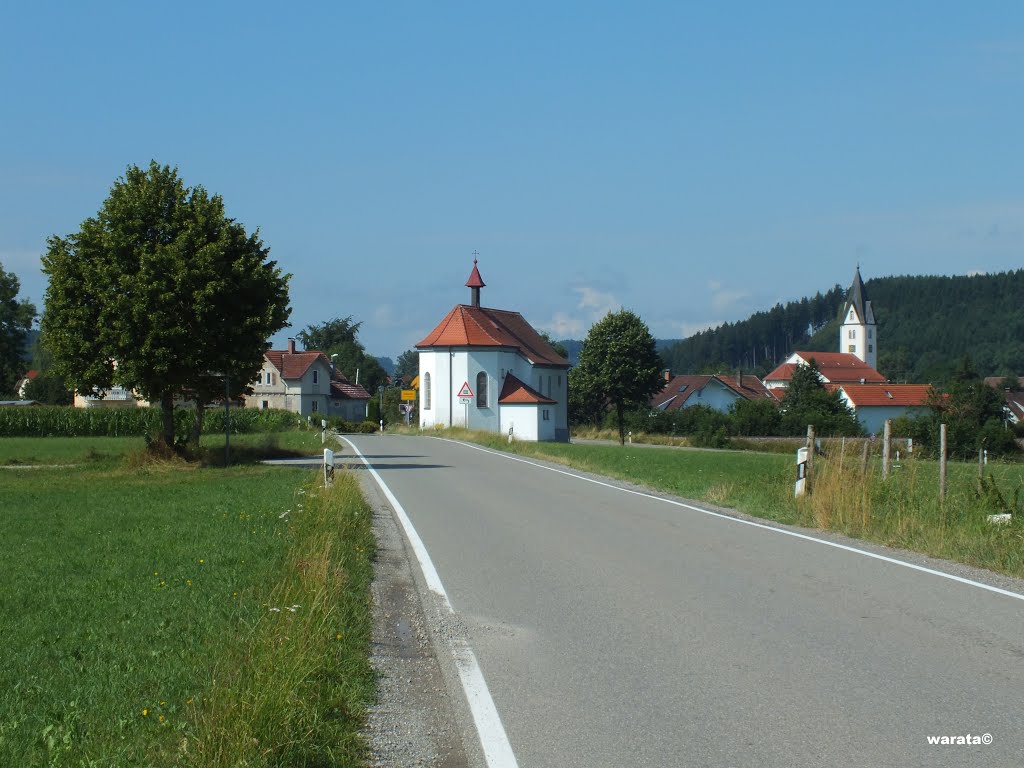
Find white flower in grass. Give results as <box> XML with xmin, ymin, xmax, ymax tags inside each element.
<box><xmin>268</xmin><ymin>607</ymin><xmax>281</xmax><ymax>613</ymax></box>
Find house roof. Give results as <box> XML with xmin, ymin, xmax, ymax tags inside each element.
<box><xmin>498</xmin><ymin>373</ymin><xmax>557</xmax><ymax>404</ymax></box>
<box><xmin>765</xmin><ymin>352</ymin><xmax>886</xmax><ymax>385</ymax></box>
<box><xmin>265</xmin><ymin>349</ymin><xmax>330</xmax><ymax>380</ymax></box>
<box><xmin>838</xmin><ymin>384</ymin><xmax>933</xmax><ymax>407</ymax></box>
<box><xmin>330</xmin><ymin>370</ymin><xmax>370</xmax><ymax>401</ymax></box>
<box><xmin>416</xmin><ymin>305</ymin><xmax>570</xmax><ymax>367</ymax></box>
<box><xmin>651</xmin><ymin>373</ymin><xmax>772</xmax><ymax>412</ymax></box>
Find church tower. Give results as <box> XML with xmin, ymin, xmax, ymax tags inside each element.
<box><xmin>839</xmin><ymin>266</ymin><xmax>877</xmax><ymax>368</ymax></box>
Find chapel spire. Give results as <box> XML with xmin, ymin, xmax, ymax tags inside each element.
<box><xmin>465</xmin><ymin>251</ymin><xmax>485</xmax><ymax>307</ymax></box>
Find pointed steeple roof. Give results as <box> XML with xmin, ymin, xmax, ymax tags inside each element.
<box><xmin>841</xmin><ymin>266</ymin><xmax>874</xmax><ymax>324</ymax></box>
<box><xmin>465</xmin><ymin>257</ymin><xmax>485</xmax><ymax>288</ymax></box>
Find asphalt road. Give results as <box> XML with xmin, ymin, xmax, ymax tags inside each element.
<box><xmin>346</xmin><ymin>434</ymin><xmax>1024</xmax><ymax>768</ymax></box>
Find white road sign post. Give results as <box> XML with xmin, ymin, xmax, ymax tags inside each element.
<box><xmin>456</xmin><ymin>382</ymin><xmax>474</xmax><ymax>428</ymax></box>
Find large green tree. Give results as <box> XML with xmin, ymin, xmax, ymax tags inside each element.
<box><xmin>572</xmin><ymin>309</ymin><xmax>663</xmax><ymax>444</ymax></box>
<box><xmin>295</xmin><ymin>316</ymin><xmax>386</xmax><ymax>393</ymax></box>
<box><xmin>42</xmin><ymin>162</ymin><xmax>291</xmax><ymax>448</ymax></box>
<box><xmin>0</xmin><ymin>262</ymin><xmax>37</xmax><ymax>396</ymax></box>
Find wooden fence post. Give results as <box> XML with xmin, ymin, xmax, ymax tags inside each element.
<box><xmin>806</xmin><ymin>425</ymin><xmax>815</xmax><ymax>482</ymax></box>
<box><xmin>939</xmin><ymin>423</ymin><xmax>948</xmax><ymax>503</ymax></box>
<box><xmin>861</xmin><ymin>439</ymin><xmax>870</xmax><ymax>474</ymax></box>
<box><xmin>882</xmin><ymin>420</ymin><xmax>892</xmax><ymax>480</ymax></box>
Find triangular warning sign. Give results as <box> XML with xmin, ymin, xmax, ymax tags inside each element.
<box><xmin>457</xmin><ymin>381</ymin><xmax>474</xmax><ymax>398</ymax></box>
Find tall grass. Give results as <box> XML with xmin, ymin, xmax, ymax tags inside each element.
<box><xmin>800</xmin><ymin>451</ymin><xmax>1024</xmax><ymax>574</ymax></box>
<box><xmin>188</xmin><ymin>472</ymin><xmax>376</xmax><ymax>766</ymax></box>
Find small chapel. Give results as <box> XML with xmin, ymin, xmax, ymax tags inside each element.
<box><xmin>416</xmin><ymin>259</ymin><xmax>571</xmax><ymax>441</ymax></box>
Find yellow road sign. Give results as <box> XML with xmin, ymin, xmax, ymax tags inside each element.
<box><xmin>401</xmin><ymin>389</ymin><xmax>416</xmax><ymax>401</ymax></box>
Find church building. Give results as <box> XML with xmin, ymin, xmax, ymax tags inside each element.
<box><xmin>417</xmin><ymin>260</ymin><xmax>570</xmax><ymax>441</ymax></box>
<box><xmin>764</xmin><ymin>267</ymin><xmax>884</xmax><ymax>389</ymax></box>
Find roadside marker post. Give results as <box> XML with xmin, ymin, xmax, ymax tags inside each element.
<box><xmin>321</xmin><ymin>418</ymin><xmax>327</xmax><ymax>444</ymax></box>
<box><xmin>323</xmin><ymin>448</ymin><xmax>335</xmax><ymax>486</ymax></box>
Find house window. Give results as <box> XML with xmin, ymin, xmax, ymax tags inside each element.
<box><xmin>476</xmin><ymin>371</ymin><xmax>488</xmax><ymax>408</ymax></box>
<box><xmin>262</xmin><ymin>400</ymin><xmax>269</xmax><ymax>409</ymax></box>
<box><xmin>868</xmin><ymin>329</ymin><xmax>873</xmax><ymax>339</ymax></box>
<box><xmin>311</xmin><ymin>400</ymin><xmax>318</xmax><ymax>413</ymax></box>
<box><xmin>558</xmin><ymin>376</ymin><xmax>562</xmax><ymax>388</ymax></box>
<box><xmin>424</xmin><ymin>372</ymin><xmax>431</xmax><ymax>410</ymax></box>
<box><xmin>543</xmin><ymin>409</ymin><xmax>550</xmax><ymax>421</ymax></box>
<box><xmin>848</xmin><ymin>330</ymin><xmax>856</xmax><ymax>339</ymax></box>
<box><xmin>312</xmin><ymin>370</ymin><xmax>319</xmax><ymax>384</ymax></box>
<box><xmin>271</xmin><ymin>372</ymin><xmax>276</xmax><ymax>385</ymax></box>
<box><xmin>868</xmin><ymin>344</ymin><xmax>873</xmax><ymax>353</ymax></box>
<box><xmin>849</xmin><ymin>345</ymin><xmax>856</xmax><ymax>354</ymax></box>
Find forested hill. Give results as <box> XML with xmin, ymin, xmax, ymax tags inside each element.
<box><xmin>659</xmin><ymin>270</ymin><xmax>1024</xmax><ymax>386</ymax></box>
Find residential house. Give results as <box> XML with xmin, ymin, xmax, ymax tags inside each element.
<box><xmin>984</xmin><ymin>376</ymin><xmax>1024</xmax><ymax>425</ymax></box>
<box><xmin>835</xmin><ymin>383</ymin><xmax>933</xmax><ymax>434</ymax></box>
<box><xmin>417</xmin><ymin>259</ymin><xmax>570</xmax><ymax>441</ymax></box>
<box><xmin>764</xmin><ymin>351</ymin><xmax>886</xmax><ymax>390</ymax></box>
<box><xmin>652</xmin><ymin>371</ymin><xmax>772</xmax><ymax>414</ymax></box>
<box><xmin>245</xmin><ymin>339</ymin><xmax>371</xmax><ymax>420</ymax></box>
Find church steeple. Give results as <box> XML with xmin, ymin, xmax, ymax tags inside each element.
<box><xmin>839</xmin><ymin>266</ymin><xmax>877</xmax><ymax>368</ymax></box>
<box><xmin>465</xmin><ymin>252</ymin><xmax>485</xmax><ymax>308</ymax></box>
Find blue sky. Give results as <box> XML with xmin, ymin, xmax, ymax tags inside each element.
<box><xmin>2</xmin><ymin>2</ymin><xmax>1022</xmax><ymax>361</ymax></box>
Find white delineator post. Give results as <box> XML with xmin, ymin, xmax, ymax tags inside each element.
<box><xmin>321</xmin><ymin>418</ymin><xmax>327</xmax><ymax>444</ymax></box>
<box><xmin>323</xmin><ymin>448</ymin><xmax>335</xmax><ymax>486</ymax></box>
<box><xmin>795</xmin><ymin>446</ymin><xmax>809</xmax><ymax>497</ymax></box>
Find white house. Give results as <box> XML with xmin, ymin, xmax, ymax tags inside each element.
<box><xmin>652</xmin><ymin>372</ymin><xmax>772</xmax><ymax>413</ymax></box>
<box><xmin>835</xmin><ymin>383</ymin><xmax>933</xmax><ymax>434</ymax></box>
<box><xmin>417</xmin><ymin>260</ymin><xmax>570</xmax><ymax>441</ymax></box>
<box><xmin>244</xmin><ymin>340</ymin><xmax>370</xmax><ymax>420</ymax></box>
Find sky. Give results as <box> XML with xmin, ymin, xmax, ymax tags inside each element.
<box><xmin>2</xmin><ymin>2</ymin><xmax>1022</xmax><ymax>362</ymax></box>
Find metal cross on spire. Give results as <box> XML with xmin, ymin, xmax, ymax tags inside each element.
<box><xmin>472</xmin><ymin>249</ymin><xmax>480</xmax><ymax>264</ymax></box>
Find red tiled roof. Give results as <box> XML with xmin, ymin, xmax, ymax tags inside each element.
<box><xmin>330</xmin><ymin>370</ymin><xmax>370</xmax><ymax>400</ymax></box>
<box><xmin>767</xmin><ymin>353</ymin><xmax>886</xmax><ymax>385</ymax></box>
<box><xmin>718</xmin><ymin>374</ymin><xmax>772</xmax><ymax>400</ymax></box>
<box><xmin>498</xmin><ymin>373</ymin><xmax>557</xmax><ymax>404</ymax></box>
<box><xmin>764</xmin><ymin>363</ymin><xmax>799</xmax><ymax>382</ymax></box>
<box><xmin>838</xmin><ymin>384</ymin><xmax>933</xmax><ymax>407</ymax></box>
<box><xmin>265</xmin><ymin>349</ymin><xmax>329</xmax><ymax>380</ymax></box>
<box><xmin>651</xmin><ymin>375</ymin><xmax>713</xmax><ymax>411</ymax></box>
<box><xmin>417</xmin><ymin>305</ymin><xmax>569</xmax><ymax>367</ymax></box>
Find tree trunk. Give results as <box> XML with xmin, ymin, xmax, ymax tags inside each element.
<box><xmin>616</xmin><ymin>401</ymin><xmax>625</xmax><ymax>445</ymax></box>
<box><xmin>160</xmin><ymin>392</ymin><xmax>176</xmax><ymax>449</ymax></box>
<box><xmin>189</xmin><ymin>402</ymin><xmax>206</xmax><ymax>446</ymax></box>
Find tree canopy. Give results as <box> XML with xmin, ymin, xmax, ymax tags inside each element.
<box><xmin>394</xmin><ymin>349</ymin><xmax>419</xmax><ymax>381</ymax></box>
<box><xmin>41</xmin><ymin>161</ymin><xmax>291</xmax><ymax>448</ymax></box>
<box><xmin>295</xmin><ymin>316</ymin><xmax>386</xmax><ymax>393</ymax></box>
<box><xmin>0</xmin><ymin>262</ymin><xmax>37</xmax><ymax>396</ymax></box>
<box><xmin>781</xmin><ymin>359</ymin><xmax>861</xmax><ymax>436</ymax></box>
<box><xmin>571</xmin><ymin>309</ymin><xmax>663</xmax><ymax>444</ymax></box>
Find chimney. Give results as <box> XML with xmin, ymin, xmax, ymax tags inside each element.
<box><xmin>736</xmin><ymin>369</ymin><xmax>743</xmax><ymax>389</ymax></box>
<box><xmin>663</xmin><ymin>369</ymin><xmax>672</xmax><ymax>383</ymax></box>
<box><xmin>860</xmin><ymin>377</ymin><xmax>866</xmax><ymax>385</ymax></box>
<box><xmin>287</xmin><ymin>338</ymin><xmax>296</xmax><ymax>354</ymax></box>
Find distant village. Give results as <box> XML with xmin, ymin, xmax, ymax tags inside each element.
<box><xmin>9</xmin><ymin>262</ymin><xmax>1022</xmax><ymax>446</ymax></box>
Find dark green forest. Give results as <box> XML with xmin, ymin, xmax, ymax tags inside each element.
<box><xmin>654</xmin><ymin>270</ymin><xmax>1024</xmax><ymax>386</ymax></box>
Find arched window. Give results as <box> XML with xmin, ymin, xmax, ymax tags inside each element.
<box><xmin>476</xmin><ymin>371</ymin><xmax>488</xmax><ymax>408</ymax></box>
<box><xmin>423</xmin><ymin>372</ymin><xmax>431</xmax><ymax>410</ymax></box>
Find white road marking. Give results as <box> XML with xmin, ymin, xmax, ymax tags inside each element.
<box><xmin>339</xmin><ymin>437</ymin><xmax>519</xmax><ymax>768</ymax></box>
<box><xmin>440</xmin><ymin>438</ymin><xmax>1024</xmax><ymax>605</ymax></box>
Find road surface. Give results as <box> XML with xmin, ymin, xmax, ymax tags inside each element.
<box><xmin>344</xmin><ymin>434</ymin><xmax>1024</xmax><ymax>767</ymax></box>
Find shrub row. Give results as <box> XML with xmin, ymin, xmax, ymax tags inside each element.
<box><xmin>0</xmin><ymin>406</ymin><xmax>322</xmax><ymax>438</ymax></box>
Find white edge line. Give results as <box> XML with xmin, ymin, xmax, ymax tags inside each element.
<box><xmin>339</xmin><ymin>436</ymin><xmax>519</xmax><ymax>768</ymax></box>
<box><xmin>433</xmin><ymin>437</ymin><xmax>1024</xmax><ymax>604</ymax></box>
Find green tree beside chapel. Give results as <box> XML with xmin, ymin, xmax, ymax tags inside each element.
<box><xmin>571</xmin><ymin>309</ymin><xmax>663</xmax><ymax>445</ymax></box>
<box><xmin>0</xmin><ymin>262</ymin><xmax>36</xmax><ymax>396</ymax></box>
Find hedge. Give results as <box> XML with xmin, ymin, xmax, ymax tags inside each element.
<box><xmin>0</xmin><ymin>406</ymin><xmax>306</xmax><ymax>438</ymax></box>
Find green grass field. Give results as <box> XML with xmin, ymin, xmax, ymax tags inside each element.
<box><xmin>442</xmin><ymin>428</ymin><xmax>1024</xmax><ymax>578</ymax></box>
<box><xmin>0</xmin><ymin>433</ymin><xmax>375</xmax><ymax>766</ymax></box>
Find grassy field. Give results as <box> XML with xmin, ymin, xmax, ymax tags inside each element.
<box><xmin>438</xmin><ymin>428</ymin><xmax>1024</xmax><ymax>578</ymax></box>
<box><xmin>0</xmin><ymin>433</ymin><xmax>375</xmax><ymax>766</ymax></box>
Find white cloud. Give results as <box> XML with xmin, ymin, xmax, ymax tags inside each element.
<box><xmin>677</xmin><ymin>320</ymin><xmax>724</xmax><ymax>338</ymax></box>
<box><xmin>539</xmin><ymin>285</ymin><xmax>623</xmax><ymax>339</ymax></box>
